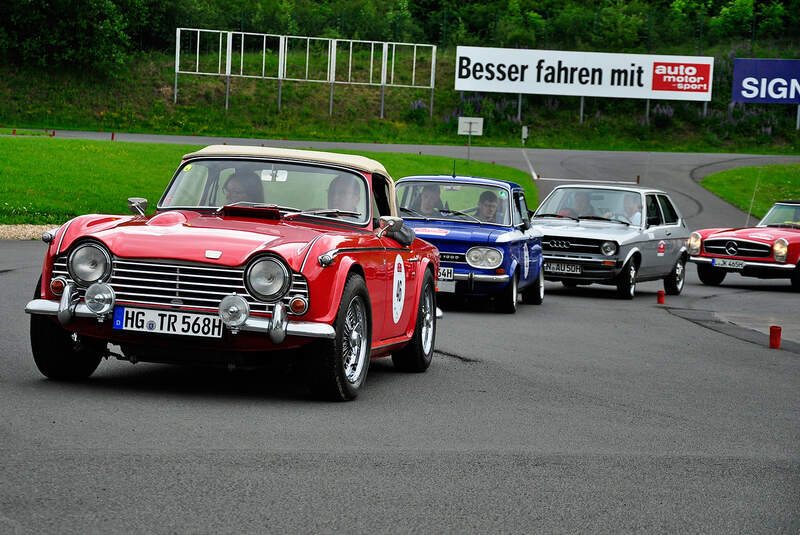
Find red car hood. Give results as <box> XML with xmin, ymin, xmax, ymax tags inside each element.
<box><xmin>62</xmin><ymin>210</ymin><xmax>331</xmax><ymax>270</ymax></box>
<box><xmin>703</xmin><ymin>227</ymin><xmax>799</xmax><ymax>243</ymax></box>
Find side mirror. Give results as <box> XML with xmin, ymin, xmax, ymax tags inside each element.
<box><xmin>377</xmin><ymin>215</ymin><xmax>403</xmax><ymax>238</ymax></box>
<box><xmin>128</xmin><ymin>197</ymin><xmax>148</xmax><ymax>216</ymax></box>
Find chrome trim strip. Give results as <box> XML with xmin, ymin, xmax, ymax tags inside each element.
<box><xmin>689</xmin><ymin>256</ymin><xmax>796</xmax><ymax>270</ymax></box>
<box><xmin>300</xmin><ymin>234</ymin><xmax>325</xmax><ymax>272</ymax></box>
<box><xmin>453</xmin><ymin>273</ymin><xmax>510</xmax><ymax>283</ymax></box>
<box><xmin>56</xmin><ymin>219</ymin><xmax>74</xmax><ymax>254</ymax></box>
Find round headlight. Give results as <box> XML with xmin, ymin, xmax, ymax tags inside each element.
<box><xmin>219</xmin><ymin>294</ymin><xmax>250</xmax><ymax>327</ymax></box>
<box><xmin>85</xmin><ymin>283</ymin><xmax>115</xmax><ymax>315</ymax></box>
<box><xmin>601</xmin><ymin>241</ymin><xmax>617</xmax><ymax>256</ymax></box>
<box><xmin>773</xmin><ymin>238</ymin><xmax>788</xmax><ymax>263</ymax></box>
<box><xmin>688</xmin><ymin>232</ymin><xmax>702</xmax><ymax>255</ymax></box>
<box><xmin>246</xmin><ymin>257</ymin><xmax>290</xmax><ymax>301</ymax></box>
<box><xmin>465</xmin><ymin>247</ymin><xmax>503</xmax><ymax>269</ymax></box>
<box><xmin>68</xmin><ymin>243</ymin><xmax>111</xmax><ymax>286</ymax></box>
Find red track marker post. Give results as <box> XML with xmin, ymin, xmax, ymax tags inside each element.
<box><xmin>12</xmin><ymin>129</ymin><xmax>16</xmax><ymax>135</ymax></box>
<box><xmin>657</xmin><ymin>290</ymin><xmax>665</xmax><ymax>304</ymax></box>
<box><xmin>111</xmin><ymin>132</ymin><xmax>115</xmax><ymax>141</ymax></box>
<box><xmin>769</xmin><ymin>326</ymin><xmax>782</xmax><ymax>349</ymax></box>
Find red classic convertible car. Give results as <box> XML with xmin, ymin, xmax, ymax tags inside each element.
<box><xmin>25</xmin><ymin>145</ymin><xmax>440</xmax><ymax>400</ymax></box>
<box><xmin>688</xmin><ymin>200</ymin><xmax>800</xmax><ymax>290</ymax></box>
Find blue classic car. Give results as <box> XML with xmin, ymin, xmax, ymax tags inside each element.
<box><xmin>396</xmin><ymin>175</ymin><xmax>544</xmax><ymax>313</ymax></box>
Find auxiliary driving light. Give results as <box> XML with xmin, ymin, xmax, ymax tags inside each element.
<box><xmin>219</xmin><ymin>294</ymin><xmax>250</xmax><ymax>328</ymax></box>
<box><xmin>84</xmin><ymin>283</ymin><xmax>115</xmax><ymax>315</ymax></box>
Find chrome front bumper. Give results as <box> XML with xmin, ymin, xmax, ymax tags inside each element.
<box><xmin>453</xmin><ymin>272</ymin><xmax>510</xmax><ymax>283</ymax></box>
<box><xmin>26</xmin><ymin>284</ymin><xmax>335</xmax><ymax>344</ymax></box>
<box><xmin>689</xmin><ymin>256</ymin><xmax>796</xmax><ymax>271</ymax></box>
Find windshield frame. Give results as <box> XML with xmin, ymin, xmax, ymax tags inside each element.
<box><xmin>396</xmin><ymin>179</ymin><xmax>514</xmax><ymax>227</ymax></box>
<box><xmin>157</xmin><ymin>156</ymin><xmax>373</xmax><ymax>226</ymax></box>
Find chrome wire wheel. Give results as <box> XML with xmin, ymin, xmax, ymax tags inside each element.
<box><xmin>420</xmin><ymin>286</ymin><xmax>435</xmax><ymax>355</ymax></box>
<box><xmin>674</xmin><ymin>260</ymin><xmax>685</xmax><ymax>291</ymax></box>
<box><xmin>627</xmin><ymin>263</ymin><xmax>636</xmax><ymax>297</ymax></box>
<box><xmin>342</xmin><ymin>295</ymin><xmax>368</xmax><ymax>384</ymax></box>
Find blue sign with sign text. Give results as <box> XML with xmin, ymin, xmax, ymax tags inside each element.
<box><xmin>732</xmin><ymin>59</ymin><xmax>800</xmax><ymax>104</ymax></box>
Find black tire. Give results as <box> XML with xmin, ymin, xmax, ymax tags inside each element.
<box><xmin>497</xmin><ymin>271</ymin><xmax>518</xmax><ymax>314</ymax></box>
<box><xmin>561</xmin><ymin>280</ymin><xmax>578</xmax><ymax>288</ymax></box>
<box><xmin>791</xmin><ymin>267</ymin><xmax>800</xmax><ymax>292</ymax></box>
<box><xmin>29</xmin><ymin>277</ymin><xmax>104</xmax><ymax>380</ymax></box>
<box><xmin>306</xmin><ymin>273</ymin><xmax>371</xmax><ymax>401</ymax></box>
<box><xmin>615</xmin><ymin>258</ymin><xmax>637</xmax><ymax>299</ymax></box>
<box><xmin>521</xmin><ymin>267</ymin><xmax>544</xmax><ymax>305</ymax></box>
<box><xmin>393</xmin><ymin>269</ymin><xmax>436</xmax><ymax>372</ymax></box>
<box><xmin>697</xmin><ymin>263</ymin><xmax>726</xmax><ymax>286</ymax></box>
<box><xmin>664</xmin><ymin>255</ymin><xmax>687</xmax><ymax>295</ymax></box>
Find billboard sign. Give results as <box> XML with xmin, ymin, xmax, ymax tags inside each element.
<box><xmin>731</xmin><ymin>58</ymin><xmax>800</xmax><ymax>104</ymax></box>
<box><xmin>454</xmin><ymin>46</ymin><xmax>714</xmax><ymax>101</ymax></box>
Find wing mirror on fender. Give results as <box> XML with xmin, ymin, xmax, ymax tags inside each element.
<box><xmin>127</xmin><ymin>197</ymin><xmax>148</xmax><ymax>216</ymax></box>
<box><xmin>378</xmin><ymin>215</ymin><xmax>415</xmax><ymax>246</ymax></box>
<box><xmin>377</xmin><ymin>216</ymin><xmax>403</xmax><ymax>238</ymax></box>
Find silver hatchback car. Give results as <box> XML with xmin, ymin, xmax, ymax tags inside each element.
<box><xmin>532</xmin><ymin>185</ymin><xmax>690</xmax><ymax>299</ymax></box>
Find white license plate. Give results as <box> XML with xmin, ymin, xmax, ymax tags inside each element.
<box><xmin>437</xmin><ymin>280</ymin><xmax>456</xmax><ymax>293</ymax></box>
<box><xmin>438</xmin><ymin>266</ymin><xmax>454</xmax><ymax>281</ymax></box>
<box><xmin>711</xmin><ymin>258</ymin><xmax>745</xmax><ymax>269</ymax></box>
<box><xmin>112</xmin><ymin>307</ymin><xmax>223</xmax><ymax>338</ymax></box>
<box><xmin>544</xmin><ymin>262</ymin><xmax>582</xmax><ymax>274</ymax></box>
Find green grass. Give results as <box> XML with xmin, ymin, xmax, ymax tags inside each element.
<box><xmin>0</xmin><ymin>137</ymin><xmax>536</xmax><ymax>224</ymax></box>
<box><xmin>701</xmin><ymin>164</ymin><xmax>800</xmax><ymax>218</ymax></box>
<box><xmin>0</xmin><ymin>128</ymin><xmax>49</xmax><ymax>136</ymax></box>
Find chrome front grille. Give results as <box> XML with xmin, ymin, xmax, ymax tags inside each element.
<box><xmin>703</xmin><ymin>239</ymin><xmax>771</xmax><ymax>258</ymax></box>
<box><xmin>439</xmin><ymin>252</ymin><xmax>466</xmax><ymax>264</ymax></box>
<box><xmin>542</xmin><ymin>236</ymin><xmax>602</xmax><ymax>255</ymax></box>
<box><xmin>52</xmin><ymin>257</ymin><xmax>309</xmax><ymax>315</ymax></box>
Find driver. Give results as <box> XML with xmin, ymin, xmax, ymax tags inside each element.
<box><xmin>419</xmin><ymin>184</ymin><xmax>443</xmax><ymax>217</ymax></box>
<box><xmin>223</xmin><ymin>172</ymin><xmax>264</xmax><ymax>204</ymax></box>
<box><xmin>572</xmin><ymin>191</ymin><xmax>595</xmax><ymax>217</ymax></box>
<box><xmin>327</xmin><ymin>174</ymin><xmax>362</xmax><ymax>214</ymax></box>
<box><xmin>477</xmin><ymin>191</ymin><xmax>499</xmax><ymax>222</ymax></box>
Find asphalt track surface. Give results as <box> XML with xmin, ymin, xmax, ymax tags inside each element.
<box><xmin>1</xmin><ymin>133</ymin><xmax>799</xmax><ymax>533</ymax></box>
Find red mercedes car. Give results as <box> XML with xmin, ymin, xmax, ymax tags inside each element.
<box><xmin>688</xmin><ymin>200</ymin><xmax>800</xmax><ymax>290</ymax></box>
<box><xmin>25</xmin><ymin>145</ymin><xmax>440</xmax><ymax>400</ymax></box>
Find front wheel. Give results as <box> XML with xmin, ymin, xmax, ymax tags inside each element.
<box><xmin>497</xmin><ymin>272</ymin><xmax>518</xmax><ymax>313</ymax></box>
<box><xmin>697</xmin><ymin>263</ymin><xmax>726</xmax><ymax>286</ymax></box>
<box><xmin>29</xmin><ymin>278</ymin><xmax>105</xmax><ymax>380</ymax></box>
<box><xmin>393</xmin><ymin>269</ymin><xmax>436</xmax><ymax>372</ymax></box>
<box><xmin>615</xmin><ymin>259</ymin><xmax>637</xmax><ymax>299</ymax></box>
<box><xmin>522</xmin><ymin>267</ymin><xmax>544</xmax><ymax>305</ymax></box>
<box><xmin>664</xmin><ymin>256</ymin><xmax>686</xmax><ymax>295</ymax></box>
<box><xmin>791</xmin><ymin>267</ymin><xmax>799</xmax><ymax>292</ymax></box>
<box><xmin>306</xmin><ymin>273</ymin><xmax>371</xmax><ymax>401</ymax></box>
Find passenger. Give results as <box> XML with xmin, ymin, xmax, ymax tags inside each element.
<box><xmin>419</xmin><ymin>184</ymin><xmax>443</xmax><ymax>217</ymax></box>
<box><xmin>477</xmin><ymin>191</ymin><xmax>499</xmax><ymax>222</ymax></box>
<box><xmin>223</xmin><ymin>172</ymin><xmax>264</xmax><ymax>204</ymax></box>
<box><xmin>623</xmin><ymin>193</ymin><xmax>642</xmax><ymax>225</ymax></box>
<box><xmin>327</xmin><ymin>174</ymin><xmax>362</xmax><ymax>214</ymax></box>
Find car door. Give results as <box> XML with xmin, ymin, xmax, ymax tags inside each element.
<box><xmin>512</xmin><ymin>190</ymin><xmax>535</xmax><ymax>287</ymax></box>
<box><xmin>657</xmin><ymin>194</ymin><xmax>683</xmax><ymax>273</ymax></box>
<box><xmin>641</xmin><ymin>194</ymin><xmax>668</xmax><ymax>277</ymax></box>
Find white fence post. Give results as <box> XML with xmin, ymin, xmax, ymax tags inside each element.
<box><xmin>225</xmin><ymin>32</ymin><xmax>232</xmax><ymax>110</ymax></box>
<box><xmin>278</xmin><ymin>35</ymin><xmax>286</xmax><ymax>112</ymax></box>
<box><xmin>174</xmin><ymin>28</ymin><xmax>180</xmax><ymax>104</ymax></box>
<box><xmin>430</xmin><ymin>45</ymin><xmax>436</xmax><ymax>118</ymax></box>
<box><xmin>329</xmin><ymin>39</ymin><xmax>337</xmax><ymax>116</ymax></box>
<box><xmin>381</xmin><ymin>42</ymin><xmax>388</xmax><ymax>119</ymax></box>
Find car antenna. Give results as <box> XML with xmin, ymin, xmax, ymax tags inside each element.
<box><xmin>745</xmin><ymin>166</ymin><xmax>763</xmax><ymax>227</ymax></box>
<box><xmin>452</xmin><ymin>160</ymin><xmax>456</xmax><ymax>179</ymax></box>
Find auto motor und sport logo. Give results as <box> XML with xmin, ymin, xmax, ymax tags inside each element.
<box><xmin>652</xmin><ymin>62</ymin><xmax>710</xmax><ymax>92</ymax></box>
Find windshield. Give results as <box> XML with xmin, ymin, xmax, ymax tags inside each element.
<box><xmin>159</xmin><ymin>159</ymin><xmax>370</xmax><ymax>223</ymax></box>
<box><xmin>758</xmin><ymin>203</ymin><xmax>800</xmax><ymax>228</ymax></box>
<box><xmin>396</xmin><ymin>180</ymin><xmax>511</xmax><ymax>226</ymax></box>
<box><xmin>536</xmin><ymin>187</ymin><xmax>642</xmax><ymax>225</ymax></box>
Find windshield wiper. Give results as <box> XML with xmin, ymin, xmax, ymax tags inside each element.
<box><xmin>288</xmin><ymin>208</ymin><xmax>362</xmax><ymax>219</ymax></box>
<box><xmin>399</xmin><ymin>206</ymin><xmax>426</xmax><ymax>218</ymax></box>
<box><xmin>215</xmin><ymin>202</ymin><xmax>302</xmax><ymax>214</ymax></box>
<box><xmin>578</xmin><ymin>215</ymin><xmax>630</xmax><ymax>225</ymax></box>
<box><xmin>439</xmin><ymin>208</ymin><xmax>483</xmax><ymax>225</ymax></box>
<box><xmin>533</xmin><ymin>212</ymin><xmax>579</xmax><ymax>222</ymax></box>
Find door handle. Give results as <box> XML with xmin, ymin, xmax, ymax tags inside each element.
<box><xmin>408</xmin><ymin>256</ymin><xmax>420</xmax><ymax>262</ymax></box>
<box><xmin>665</xmin><ymin>232</ymin><xmax>672</xmax><ymax>236</ymax></box>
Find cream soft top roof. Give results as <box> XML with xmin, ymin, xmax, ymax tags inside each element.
<box><xmin>183</xmin><ymin>145</ymin><xmax>391</xmax><ymax>177</ymax></box>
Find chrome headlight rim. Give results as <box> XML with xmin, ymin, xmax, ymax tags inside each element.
<box><xmin>688</xmin><ymin>232</ymin><xmax>702</xmax><ymax>255</ymax></box>
<box><xmin>465</xmin><ymin>246</ymin><xmax>504</xmax><ymax>270</ymax></box>
<box><xmin>67</xmin><ymin>242</ymin><xmax>112</xmax><ymax>287</ymax></box>
<box><xmin>600</xmin><ymin>241</ymin><xmax>617</xmax><ymax>257</ymax></box>
<box><xmin>245</xmin><ymin>255</ymin><xmax>291</xmax><ymax>302</ymax></box>
<box><xmin>773</xmin><ymin>238</ymin><xmax>789</xmax><ymax>263</ymax></box>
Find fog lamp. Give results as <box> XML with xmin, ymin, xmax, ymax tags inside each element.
<box><xmin>289</xmin><ymin>296</ymin><xmax>309</xmax><ymax>315</ymax></box>
<box><xmin>219</xmin><ymin>294</ymin><xmax>250</xmax><ymax>328</ymax></box>
<box><xmin>84</xmin><ymin>283</ymin><xmax>115</xmax><ymax>315</ymax></box>
<box><xmin>50</xmin><ymin>277</ymin><xmax>67</xmax><ymax>296</ymax></box>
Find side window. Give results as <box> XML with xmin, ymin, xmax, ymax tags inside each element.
<box><xmin>512</xmin><ymin>191</ymin><xmax>528</xmax><ymax>227</ymax></box>
<box><xmin>645</xmin><ymin>194</ymin><xmax>663</xmax><ymax>227</ymax></box>
<box><xmin>657</xmin><ymin>195</ymin><xmax>679</xmax><ymax>225</ymax></box>
<box><xmin>371</xmin><ymin>174</ymin><xmax>393</xmax><ymax>226</ymax></box>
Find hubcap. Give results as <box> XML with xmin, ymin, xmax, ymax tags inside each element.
<box><xmin>512</xmin><ymin>277</ymin><xmax>518</xmax><ymax>306</ymax></box>
<box><xmin>676</xmin><ymin>261</ymin><xmax>685</xmax><ymax>289</ymax></box>
<box><xmin>342</xmin><ymin>296</ymin><xmax>367</xmax><ymax>383</ymax></box>
<box><xmin>420</xmin><ymin>287</ymin><xmax>434</xmax><ymax>354</ymax></box>
<box><xmin>538</xmin><ymin>273</ymin><xmax>544</xmax><ymax>299</ymax></box>
<box><xmin>629</xmin><ymin>264</ymin><xmax>636</xmax><ymax>297</ymax></box>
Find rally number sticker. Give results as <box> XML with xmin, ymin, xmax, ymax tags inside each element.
<box><xmin>392</xmin><ymin>254</ymin><xmax>405</xmax><ymax>324</ymax></box>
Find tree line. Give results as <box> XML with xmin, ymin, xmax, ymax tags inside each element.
<box><xmin>1</xmin><ymin>0</ymin><xmax>798</xmax><ymax>76</ymax></box>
